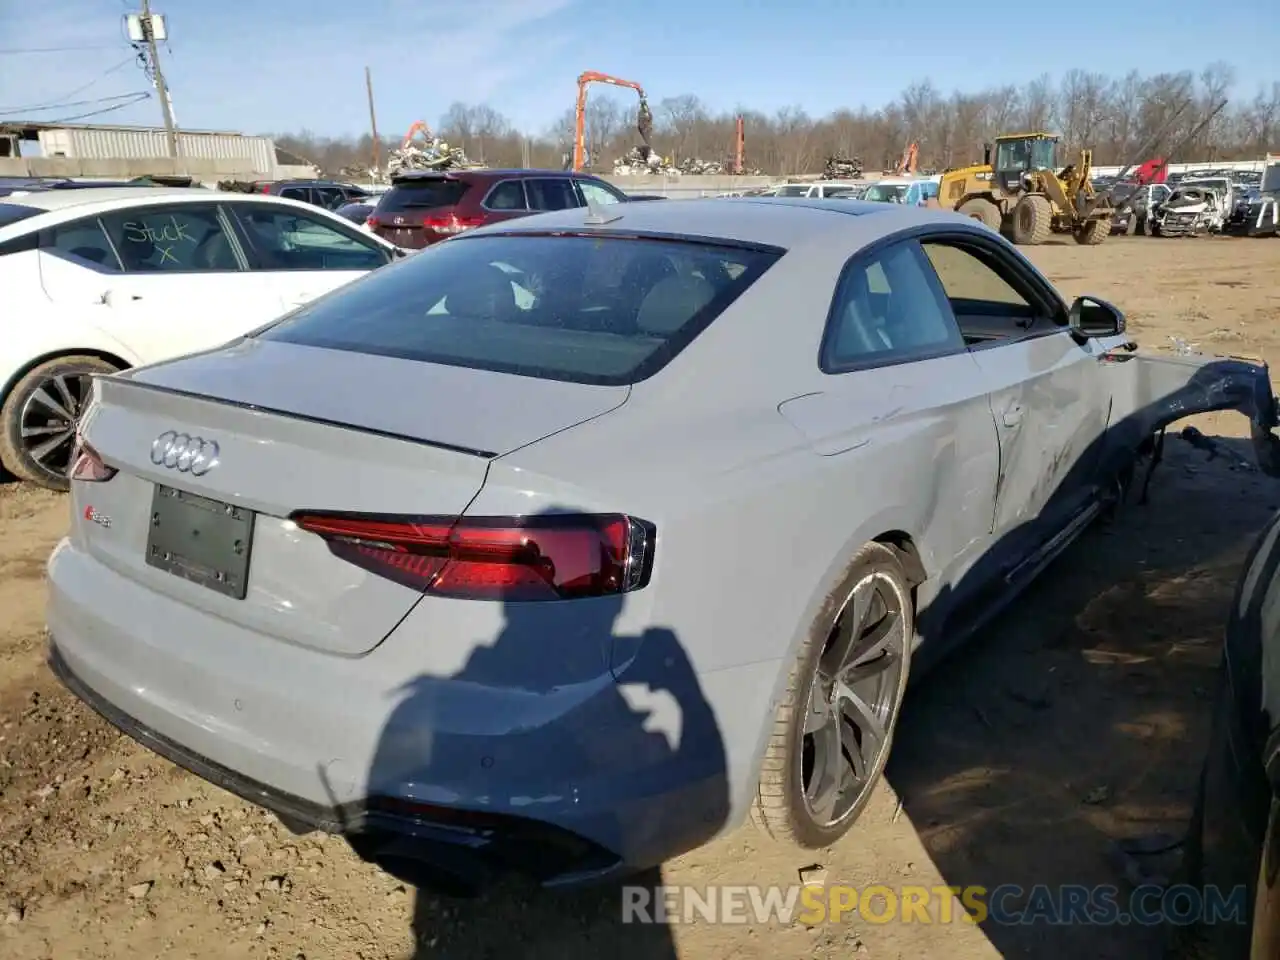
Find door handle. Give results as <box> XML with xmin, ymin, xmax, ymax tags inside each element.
<box><xmin>1002</xmin><ymin>404</ymin><xmax>1024</xmax><ymax>427</ymax></box>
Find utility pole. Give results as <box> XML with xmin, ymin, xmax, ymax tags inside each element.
<box><xmin>364</xmin><ymin>66</ymin><xmax>381</xmax><ymax>178</ymax></box>
<box><xmin>136</xmin><ymin>0</ymin><xmax>178</xmax><ymax>159</ymax></box>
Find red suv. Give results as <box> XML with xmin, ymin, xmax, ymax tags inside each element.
<box><xmin>368</xmin><ymin>169</ymin><xmax>630</xmax><ymax>249</ymax></box>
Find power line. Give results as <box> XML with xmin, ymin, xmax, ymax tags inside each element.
<box><xmin>0</xmin><ymin>45</ymin><xmax>120</xmax><ymax>54</ymax></box>
<box><xmin>42</xmin><ymin>93</ymin><xmax>151</xmax><ymax>124</ymax></box>
<box><xmin>0</xmin><ymin>92</ymin><xmax>154</xmax><ymax>118</ymax></box>
<box><xmin>0</xmin><ymin>55</ymin><xmax>142</xmax><ymax>114</ymax></box>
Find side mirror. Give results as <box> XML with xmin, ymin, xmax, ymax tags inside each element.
<box><xmin>1068</xmin><ymin>295</ymin><xmax>1125</xmax><ymax>339</ymax></box>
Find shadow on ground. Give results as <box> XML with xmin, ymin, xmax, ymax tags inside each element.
<box><xmin>887</xmin><ymin>435</ymin><xmax>1279</xmax><ymax>959</ymax></box>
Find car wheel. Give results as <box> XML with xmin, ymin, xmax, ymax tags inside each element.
<box><xmin>0</xmin><ymin>355</ymin><xmax>119</xmax><ymax>491</ymax></box>
<box><xmin>752</xmin><ymin>542</ymin><xmax>912</xmax><ymax>848</ymax></box>
<box><xmin>1174</xmin><ymin>658</ymin><xmax>1276</xmax><ymax>958</ymax></box>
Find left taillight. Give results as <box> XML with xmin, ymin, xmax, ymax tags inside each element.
<box><xmin>69</xmin><ymin>435</ymin><xmax>117</xmax><ymax>483</ymax></box>
<box><xmin>290</xmin><ymin>512</ymin><xmax>655</xmax><ymax>601</ymax></box>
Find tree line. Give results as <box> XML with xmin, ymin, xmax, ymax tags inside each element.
<box><xmin>275</xmin><ymin>64</ymin><xmax>1280</xmax><ymax>177</ymax></box>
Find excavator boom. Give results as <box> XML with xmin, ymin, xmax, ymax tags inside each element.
<box><xmin>573</xmin><ymin>70</ymin><xmax>649</xmax><ymax>172</ymax></box>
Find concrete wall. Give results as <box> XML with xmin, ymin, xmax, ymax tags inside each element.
<box><xmin>601</xmin><ymin>175</ymin><xmax>776</xmax><ymax>197</ymax></box>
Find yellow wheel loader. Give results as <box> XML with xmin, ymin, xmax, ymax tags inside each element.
<box><xmin>937</xmin><ymin>133</ymin><xmax>1113</xmax><ymax>246</ymax></box>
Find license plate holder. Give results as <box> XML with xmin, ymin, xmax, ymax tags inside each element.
<box><xmin>145</xmin><ymin>484</ymin><xmax>255</xmax><ymax>599</ymax></box>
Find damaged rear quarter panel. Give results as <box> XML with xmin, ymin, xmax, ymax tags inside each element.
<box><xmin>1100</xmin><ymin>346</ymin><xmax>1280</xmax><ymax>476</ymax></box>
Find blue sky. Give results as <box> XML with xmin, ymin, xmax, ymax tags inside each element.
<box><xmin>1</xmin><ymin>0</ymin><xmax>1276</xmax><ymax>139</ymax></box>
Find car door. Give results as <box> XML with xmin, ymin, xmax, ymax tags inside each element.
<box><xmin>777</xmin><ymin>239</ymin><xmax>1001</xmax><ymax>616</ymax></box>
<box><xmin>917</xmin><ymin>233</ymin><xmax>1114</xmax><ymax>553</ymax></box>
<box><xmin>224</xmin><ymin>201</ymin><xmax>393</xmax><ymax>311</ymax></box>
<box><xmin>37</xmin><ymin>203</ymin><xmax>267</xmax><ymax>364</ymax></box>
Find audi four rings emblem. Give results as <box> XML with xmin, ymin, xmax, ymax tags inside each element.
<box><xmin>150</xmin><ymin>431</ymin><xmax>220</xmax><ymax>476</ymax></box>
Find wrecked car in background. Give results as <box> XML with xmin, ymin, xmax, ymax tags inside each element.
<box><xmin>1109</xmin><ymin>182</ymin><xmax>1172</xmax><ymax>235</ymax></box>
<box><xmin>1224</xmin><ymin>155</ymin><xmax>1280</xmax><ymax>237</ymax></box>
<box><xmin>1152</xmin><ymin>182</ymin><xmax>1233</xmax><ymax>236</ymax></box>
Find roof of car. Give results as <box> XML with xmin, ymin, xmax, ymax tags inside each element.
<box><xmin>466</xmin><ymin>196</ymin><xmax>977</xmax><ymax>249</ymax></box>
<box><xmin>392</xmin><ymin>168</ymin><xmax>600</xmax><ymax>181</ymax></box>
<box><xmin>0</xmin><ymin>186</ymin><xmax>316</xmax><ymax>214</ymax></box>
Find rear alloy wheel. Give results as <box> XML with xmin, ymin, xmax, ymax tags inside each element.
<box><xmin>752</xmin><ymin>543</ymin><xmax>912</xmax><ymax>847</ymax></box>
<box><xmin>1009</xmin><ymin>194</ymin><xmax>1053</xmax><ymax>245</ymax></box>
<box><xmin>0</xmin><ymin>355</ymin><xmax>119</xmax><ymax>490</ymax></box>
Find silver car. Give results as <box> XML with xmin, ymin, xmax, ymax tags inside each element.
<box><xmin>47</xmin><ymin>197</ymin><xmax>1280</xmax><ymax>893</ymax></box>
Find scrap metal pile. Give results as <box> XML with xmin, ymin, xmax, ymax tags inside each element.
<box><xmin>823</xmin><ymin>155</ymin><xmax>864</xmax><ymax>179</ymax></box>
<box><xmin>612</xmin><ymin>148</ymin><xmax>761</xmax><ymax>176</ymax></box>
<box><xmin>386</xmin><ymin>137</ymin><xmax>474</xmax><ymax>175</ymax></box>
<box><xmin>613</xmin><ymin>145</ymin><xmax>676</xmax><ymax>175</ymax></box>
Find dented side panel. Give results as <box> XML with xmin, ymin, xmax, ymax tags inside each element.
<box><xmin>968</xmin><ymin>332</ymin><xmax>1112</xmax><ymax>550</ymax></box>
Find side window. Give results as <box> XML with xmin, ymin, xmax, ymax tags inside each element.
<box><xmin>823</xmin><ymin>242</ymin><xmax>964</xmax><ymax>371</ymax></box>
<box><xmin>279</xmin><ymin>186</ymin><xmax>311</xmax><ymax>204</ymax></box>
<box><xmin>576</xmin><ymin>180</ymin><xmax>623</xmax><ymax>206</ymax></box>
<box><xmin>98</xmin><ymin>204</ymin><xmax>240</xmax><ymax>273</ymax></box>
<box><xmin>230</xmin><ymin>204</ymin><xmax>389</xmax><ymax>271</ymax></box>
<box><xmin>484</xmin><ymin>180</ymin><xmax>528</xmax><ymax>211</ymax></box>
<box><xmin>920</xmin><ymin>240</ymin><xmax>1048</xmax><ymax>344</ymax></box>
<box><xmin>41</xmin><ymin>217</ymin><xmax>122</xmax><ymax>271</ymax></box>
<box><xmin>314</xmin><ymin>187</ymin><xmax>345</xmax><ymax>210</ymax></box>
<box><xmin>525</xmin><ymin>178</ymin><xmax>578</xmax><ymax>211</ymax></box>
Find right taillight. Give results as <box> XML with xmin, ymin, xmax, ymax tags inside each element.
<box><xmin>290</xmin><ymin>512</ymin><xmax>654</xmax><ymax>601</ymax></box>
<box><xmin>367</xmin><ymin>215</ymin><xmax>380</xmax><ymax>228</ymax></box>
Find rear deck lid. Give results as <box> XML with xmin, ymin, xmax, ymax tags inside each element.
<box><xmin>77</xmin><ymin>344</ymin><xmax>628</xmax><ymax>656</ymax></box>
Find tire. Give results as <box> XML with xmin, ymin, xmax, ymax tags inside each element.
<box><xmin>752</xmin><ymin>542</ymin><xmax>913</xmax><ymax>848</ymax></box>
<box><xmin>0</xmin><ymin>355</ymin><xmax>120</xmax><ymax>491</ymax></box>
<box><xmin>1173</xmin><ymin>658</ymin><xmax>1273</xmax><ymax>958</ymax></box>
<box><xmin>1074</xmin><ymin>217</ymin><xmax>1111</xmax><ymax>245</ymax></box>
<box><xmin>1009</xmin><ymin>194</ymin><xmax>1052</xmax><ymax>245</ymax></box>
<box><xmin>957</xmin><ymin>198</ymin><xmax>1002</xmax><ymax>232</ymax></box>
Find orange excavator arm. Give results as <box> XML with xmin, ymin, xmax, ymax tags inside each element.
<box><xmin>401</xmin><ymin>120</ymin><xmax>433</xmax><ymax>149</ymax></box>
<box><xmin>573</xmin><ymin>71</ymin><xmax>649</xmax><ymax>172</ymax></box>
<box><xmin>894</xmin><ymin>142</ymin><xmax>918</xmax><ymax>175</ymax></box>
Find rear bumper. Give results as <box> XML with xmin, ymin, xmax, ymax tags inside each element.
<box><xmin>46</xmin><ymin>536</ymin><xmax>737</xmax><ymax>890</ymax></box>
<box><xmin>48</xmin><ymin>642</ymin><xmax>619</xmax><ymax>892</ymax></box>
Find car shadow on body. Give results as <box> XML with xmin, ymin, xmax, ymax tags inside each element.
<box><xmin>886</xmin><ymin>428</ymin><xmax>1277</xmax><ymax>959</ymax></box>
<box><xmin>352</xmin><ymin>509</ymin><xmax>730</xmax><ymax>959</ymax></box>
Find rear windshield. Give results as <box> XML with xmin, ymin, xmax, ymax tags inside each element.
<box><xmin>257</xmin><ymin>233</ymin><xmax>781</xmax><ymax>385</ymax></box>
<box><xmin>0</xmin><ymin>202</ymin><xmax>40</xmax><ymax>229</ymax></box>
<box><xmin>377</xmin><ymin>179</ymin><xmax>470</xmax><ymax>212</ymax></box>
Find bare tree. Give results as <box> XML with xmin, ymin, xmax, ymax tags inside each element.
<box><xmin>658</xmin><ymin>94</ymin><xmax>706</xmax><ymax>161</ymax></box>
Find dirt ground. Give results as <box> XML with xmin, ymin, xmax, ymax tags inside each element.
<box><xmin>1</xmin><ymin>236</ymin><xmax>1278</xmax><ymax>960</ymax></box>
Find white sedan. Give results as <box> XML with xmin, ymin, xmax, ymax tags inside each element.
<box><xmin>0</xmin><ymin>188</ymin><xmax>402</xmax><ymax>488</ymax></box>
<box><xmin>46</xmin><ymin>198</ymin><xmax>1280</xmax><ymax>893</ymax></box>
